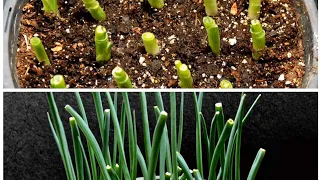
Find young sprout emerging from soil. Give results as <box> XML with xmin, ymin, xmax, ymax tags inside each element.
<box><xmin>203</xmin><ymin>17</ymin><xmax>220</xmax><ymax>55</ymax></box>
<box><xmin>30</xmin><ymin>37</ymin><xmax>50</xmax><ymax>65</ymax></box>
<box><xmin>204</xmin><ymin>0</ymin><xmax>218</xmax><ymax>16</ymax></box>
<box><xmin>50</xmin><ymin>75</ymin><xmax>66</xmax><ymax>88</ymax></box>
<box><xmin>175</xmin><ymin>60</ymin><xmax>193</xmax><ymax>88</ymax></box>
<box><xmin>142</xmin><ymin>32</ymin><xmax>160</xmax><ymax>56</ymax></box>
<box><xmin>112</xmin><ymin>66</ymin><xmax>133</xmax><ymax>88</ymax></box>
<box><xmin>219</xmin><ymin>79</ymin><xmax>233</xmax><ymax>88</ymax></box>
<box><xmin>147</xmin><ymin>0</ymin><xmax>164</xmax><ymax>9</ymax></box>
<box><xmin>82</xmin><ymin>0</ymin><xmax>106</xmax><ymax>21</ymax></box>
<box><xmin>250</xmin><ymin>19</ymin><xmax>266</xmax><ymax>60</ymax></box>
<box><xmin>41</xmin><ymin>0</ymin><xmax>59</xmax><ymax>14</ymax></box>
<box><xmin>95</xmin><ymin>25</ymin><xmax>113</xmax><ymax>62</ymax></box>
<box><xmin>248</xmin><ymin>0</ymin><xmax>261</xmax><ymax>20</ymax></box>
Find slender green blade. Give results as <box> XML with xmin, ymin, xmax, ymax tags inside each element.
<box><xmin>170</xmin><ymin>92</ymin><xmax>178</xmax><ymax>180</ymax></box>
<box><xmin>105</xmin><ymin>92</ymin><xmax>131</xmax><ymax>180</ymax></box>
<box><xmin>65</xmin><ymin>105</ymin><xmax>110</xmax><ymax>179</ymax></box>
<box><xmin>139</xmin><ymin>92</ymin><xmax>151</xmax><ymax>164</ymax></box>
<box><xmin>70</xmin><ymin>117</ymin><xmax>84</xmax><ymax>180</ymax></box>
<box><xmin>122</xmin><ymin>92</ymin><xmax>137</xmax><ymax>180</ymax></box>
<box><xmin>47</xmin><ymin>93</ymin><xmax>76</xmax><ymax>180</ymax></box>
<box><xmin>193</xmin><ymin>93</ymin><xmax>203</xmax><ymax>178</ymax></box>
<box><xmin>177</xmin><ymin>92</ymin><xmax>184</xmax><ymax>152</ymax></box>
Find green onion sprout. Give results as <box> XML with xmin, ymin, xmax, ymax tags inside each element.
<box><xmin>177</xmin><ymin>152</ymin><xmax>193</xmax><ymax>180</ymax></box>
<box><xmin>47</xmin><ymin>92</ymin><xmax>265</xmax><ymax>180</ymax></box>
<box><xmin>147</xmin><ymin>0</ymin><xmax>164</xmax><ymax>9</ymax></box>
<box><xmin>95</xmin><ymin>25</ymin><xmax>113</xmax><ymax>62</ymax></box>
<box><xmin>203</xmin><ymin>16</ymin><xmax>220</xmax><ymax>55</ymax></box>
<box><xmin>112</xmin><ymin>66</ymin><xmax>132</xmax><ymax>88</ymax></box>
<box><xmin>175</xmin><ymin>60</ymin><xmax>193</xmax><ymax>88</ymax></box>
<box><xmin>219</xmin><ymin>79</ymin><xmax>233</xmax><ymax>88</ymax></box>
<box><xmin>248</xmin><ymin>0</ymin><xmax>261</xmax><ymax>20</ymax></box>
<box><xmin>165</xmin><ymin>172</ymin><xmax>171</xmax><ymax>180</ymax></box>
<box><xmin>41</xmin><ymin>0</ymin><xmax>59</xmax><ymax>14</ymax></box>
<box><xmin>82</xmin><ymin>0</ymin><xmax>106</xmax><ymax>21</ymax></box>
<box><xmin>247</xmin><ymin>148</ymin><xmax>266</xmax><ymax>180</ymax></box>
<box><xmin>250</xmin><ymin>19</ymin><xmax>266</xmax><ymax>60</ymax></box>
<box><xmin>204</xmin><ymin>0</ymin><xmax>217</xmax><ymax>16</ymax></box>
<box><xmin>208</xmin><ymin>119</ymin><xmax>234</xmax><ymax>180</ymax></box>
<box><xmin>142</xmin><ymin>32</ymin><xmax>160</xmax><ymax>56</ymax></box>
<box><xmin>50</xmin><ymin>75</ymin><xmax>66</xmax><ymax>88</ymax></box>
<box><xmin>30</xmin><ymin>37</ymin><xmax>50</xmax><ymax>65</ymax></box>
<box><xmin>193</xmin><ymin>169</ymin><xmax>202</xmax><ymax>180</ymax></box>
<box><xmin>148</xmin><ymin>111</ymin><xmax>168</xmax><ymax>180</ymax></box>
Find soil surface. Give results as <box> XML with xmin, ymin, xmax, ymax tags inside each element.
<box><xmin>16</xmin><ymin>0</ymin><xmax>305</xmax><ymax>88</ymax></box>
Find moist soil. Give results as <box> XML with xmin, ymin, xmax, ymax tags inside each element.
<box><xmin>16</xmin><ymin>0</ymin><xmax>305</xmax><ymax>88</ymax></box>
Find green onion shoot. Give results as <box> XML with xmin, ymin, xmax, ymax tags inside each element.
<box><xmin>112</xmin><ymin>66</ymin><xmax>132</xmax><ymax>88</ymax></box>
<box><xmin>204</xmin><ymin>0</ymin><xmax>217</xmax><ymax>16</ymax></box>
<box><xmin>175</xmin><ymin>60</ymin><xmax>193</xmax><ymax>88</ymax></box>
<box><xmin>41</xmin><ymin>0</ymin><xmax>59</xmax><ymax>14</ymax></box>
<box><xmin>203</xmin><ymin>16</ymin><xmax>220</xmax><ymax>55</ymax></box>
<box><xmin>147</xmin><ymin>0</ymin><xmax>164</xmax><ymax>9</ymax></box>
<box><xmin>47</xmin><ymin>92</ymin><xmax>265</xmax><ymax>180</ymax></box>
<box><xmin>142</xmin><ymin>32</ymin><xmax>160</xmax><ymax>56</ymax></box>
<box><xmin>247</xmin><ymin>148</ymin><xmax>266</xmax><ymax>180</ymax></box>
<box><xmin>248</xmin><ymin>0</ymin><xmax>261</xmax><ymax>20</ymax></box>
<box><xmin>250</xmin><ymin>19</ymin><xmax>266</xmax><ymax>60</ymax></box>
<box><xmin>82</xmin><ymin>0</ymin><xmax>106</xmax><ymax>21</ymax></box>
<box><xmin>50</xmin><ymin>75</ymin><xmax>66</xmax><ymax>88</ymax></box>
<box><xmin>30</xmin><ymin>37</ymin><xmax>50</xmax><ymax>65</ymax></box>
<box><xmin>219</xmin><ymin>79</ymin><xmax>233</xmax><ymax>88</ymax></box>
<box><xmin>95</xmin><ymin>25</ymin><xmax>113</xmax><ymax>62</ymax></box>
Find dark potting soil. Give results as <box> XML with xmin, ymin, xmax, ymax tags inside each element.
<box><xmin>16</xmin><ymin>0</ymin><xmax>305</xmax><ymax>88</ymax></box>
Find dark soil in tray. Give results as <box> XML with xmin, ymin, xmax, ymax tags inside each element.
<box><xmin>16</xmin><ymin>0</ymin><xmax>305</xmax><ymax>88</ymax></box>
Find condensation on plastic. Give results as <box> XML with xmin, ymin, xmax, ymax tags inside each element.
<box><xmin>3</xmin><ymin>0</ymin><xmax>318</xmax><ymax>88</ymax></box>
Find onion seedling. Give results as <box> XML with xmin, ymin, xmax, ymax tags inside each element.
<box><xmin>248</xmin><ymin>0</ymin><xmax>261</xmax><ymax>20</ymax></box>
<box><xmin>220</xmin><ymin>79</ymin><xmax>233</xmax><ymax>88</ymax></box>
<box><xmin>204</xmin><ymin>0</ymin><xmax>217</xmax><ymax>16</ymax></box>
<box><xmin>41</xmin><ymin>0</ymin><xmax>59</xmax><ymax>14</ymax></box>
<box><xmin>82</xmin><ymin>0</ymin><xmax>106</xmax><ymax>21</ymax></box>
<box><xmin>50</xmin><ymin>75</ymin><xmax>66</xmax><ymax>88</ymax></box>
<box><xmin>95</xmin><ymin>25</ymin><xmax>113</xmax><ymax>62</ymax></box>
<box><xmin>142</xmin><ymin>32</ymin><xmax>160</xmax><ymax>56</ymax></box>
<box><xmin>147</xmin><ymin>0</ymin><xmax>164</xmax><ymax>9</ymax></box>
<box><xmin>47</xmin><ymin>92</ymin><xmax>265</xmax><ymax>180</ymax></box>
<box><xmin>112</xmin><ymin>66</ymin><xmax>132</xmax><ymax>88</ymax></box>
<box><xmin>177</xmin><ymin>152</ymin><xmax>193</xmax><ymax>180</ymax></box>
<box><xmin>203</xmin><ymin>16</ymin><xmax>220</xmax><ymax>55</ymax></box>
<box><xmin>175</xmin><ymin>60</ymin><xmax>193</xmax><ymax>88</ymax></box>
<box><xmin>148</xmin><ymin>111</ymin><xmax>168</xmax><ymax>180</ymax></box>
<box><xmin>208</xmin><ymin>119</ymin><xmax>233</xmax><ymax>180</ymax></box>
<box><xmin>30</xmin><ymin>37</ymin><xmax>50</xmax><ymax>65</ymax></box>
<box><xmin>247</xmin><ymin>148</ymin><xmax>266</xmax><ymax>180</ymax></box>
<box><xmin>193</xmin><ymin>169</ymin><xmax>202</xmax><ymax>180</ymax></box>
<box><xmin>250</xmin><ymin>19</ymin><xmax>266</xmax><ymax>60</ymax></box>
<box><xmin>165</xmin><ymin>172</ymin><xmax>171</xmax><ymax>180</ymax></box>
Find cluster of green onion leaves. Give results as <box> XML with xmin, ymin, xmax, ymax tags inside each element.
<box><xmin>47</xmin><ymin>92</ymin><xmax>265</xmax><ymax>180</ymax></box>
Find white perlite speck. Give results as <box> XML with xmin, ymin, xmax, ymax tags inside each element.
<box><xmin>66</xmin><ymin>29</ymin><xmax>70</xmax><ymax>33</ymax></box>
<box><xmin>228</xmin><ymin>38</ymin><xmax>237</xmax><ymax>45</ymax></box>
<box><xmin>217</xmin><ymin>74</ymin><xmax>222</xmax><ymax>79</ymax></box>
<box><xmin>278</xmin><ymin>74</ymin><xmax>285</xmax><ymax>81</ymax></box>
<box><xmin>168</xmin><ymin>35</ymin><xmax>176</xmax><ymax>40</ymax></box>
<box><xmin>287</xmin><ymin>52</ymin><xmax>292</xmax><ymax>58</ymax></box>
<box><xmin>139</xmin><ymin>57</ymin><xmax>145</xmax><ymax>65</ymax></box>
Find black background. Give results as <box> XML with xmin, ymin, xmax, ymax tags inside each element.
<box><xmin>3</xmin><ymin>92</ymin><xmax>318</xmax><ymax>180</ymax></box>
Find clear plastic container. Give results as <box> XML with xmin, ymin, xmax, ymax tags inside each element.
<box><xmin>3</xmin><ymin>0</ymin><xmax>318</xmax><ymax>88</ymax></box>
